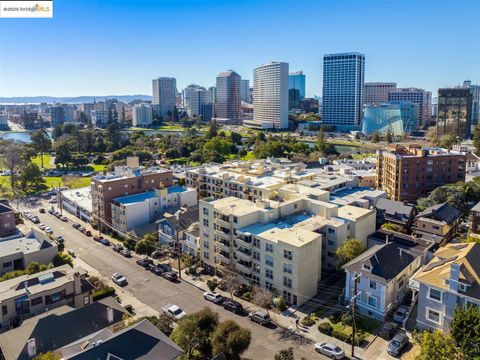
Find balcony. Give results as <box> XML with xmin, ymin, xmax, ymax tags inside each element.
<box><xmin>215</xmin><ymin>241</ymin><xmax>231</xmax><ymax>253</ymax></box>
<box><xmin>215</xmin><ymin>229</ymin><xmax>231</xmax><ymax>240</ymax></box>
<box><xmin>215</xmin><ymin>218</ymin><xmax>230</xmax><ymax>228</ymax></box>
<box><xmin>235</xmin><ymin>237</ymin><xmax>252</xmax><ymax>248</ymax></box>
<box><xmin>215</xmin><ymin>253</ymin><xmax>231</xmax><ymax>265</ymax></box>
<box><xmin>235</xmin><ymin>262</ymin><xmax>252</xmax><ymax>274</ymax></box>
<box><xmin>235</xmin><ymin>248</ymin><xmax>252</xmax><ymax>261</ymax></box>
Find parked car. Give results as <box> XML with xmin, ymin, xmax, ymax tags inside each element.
<box><xmin>72</xmin><ymin>223</ymin><xmax>81</xmax><ymax>229</ymax></box>
<box><xmin>120</xmin><ymin>249</ymin><xmax>132</xmax><ymax>257</ymax></box>
<box><xmin>393</xmin><ymin>306</ymin><xmax>409</xmax><ymax>323</ymax></box>
<box><xmin>380</xmin><ymin>322</ymin><xmax>399</xmax><ymax>340</ymax></box>
<box><xmin>59</xmin><ymin>216</ymin><xmax>68</xmax><ymax>222</ymax></box>
<box><xmin>93</xmin><ymin>236</ymin><xmax>103</xmax><ymax>242</ymax></box>
<box><xmin>99</xmin><ymin>238</ymin><xmax>110</xmax><ymax>246</ymax></box>
<box><xmin>45</xmin><ymin>226</ymin><xmax>53</xmax><ymax>234</ymax></box>
<box><xmin>314</xmin><ymin>343</ymin><xmax>345</xmax><ymax>359</ymax></box>
<box><xmin>38</xmin><ymin>223</ymin><xmax>46</xmax><ymax>230</ymax></box>
<box><xmin>387</xmin><ymin>333</ymin><xmax>409</xmax><ymax>357</ymax></box>
<box><xmin>113</xmin><ymin>244</ymin><xmax>123</xmax><ymax>252</ymax></box>
<box><xmin>111</xmin><ymin>272</ymin><xmax>128</xmax><ymax>286</ymax></box>
<box><xmin>84</xmin><ymin>230</ymin><xmax>92</xmax><ymax>237</ymax></box>
<box><xmin>248</xmin><ymin>311</ymin><xmax>271</xmax><ymax>325</ymax></box>
<box><xmin>203</xmin><ymin>291</ymin><xmax>223</xmax><ymax>304</ymax></box>
<box><xmin>151</xmin><ymin>250</ymin><xmax>164</xmax><ymax>259</ymax></box>
<box><xmin>136</xmin><ymin>258</ymin><xmax>154</xmax><ymax>268</ymax></box>
<box><xmin>31</xmin><ymin>216</ymin><xmax>40</xmax><ymax>224</ymax></box>
<box><xmin>163</xmin><ymin>270</ymin><xmax>178</xmax><ymax>282</ymax></box>
<box><xmin>55</xmin><ymin>235</ymin><xmax>65</xmax><ymax>244</ymax></box>
<box><xmin>223</xmin><ymin>299</ymin><xmax>243</xmax><ymax>314</ymax></box>
<box><xmin>78</xmin><ymin>226</ymin><xmax>86</xmax><ymax>232</ymax></box>
<box><xmin>162</xmin><ymin>304</ymin><xmax>186</xmax><ymax>321</ymax></box>
<box><xmin>39</xmin><ymin>208</ymin><xmax>45</xmax><ymax>214</ymax></box>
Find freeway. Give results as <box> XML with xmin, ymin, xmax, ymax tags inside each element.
<box><xmin>28</xmin><ymin>207</ymin><xmax>328</xmax><ymax>360</ymax></box>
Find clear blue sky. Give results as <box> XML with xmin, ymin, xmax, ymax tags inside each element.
<box><xmin>0</xmin><ymin>0</ymin><xmax>479</xmax><ymax>97</ymax></box>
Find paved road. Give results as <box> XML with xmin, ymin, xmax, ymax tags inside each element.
<box><xmin>29</xmin><ymin>207</ymin><xmax>328</xmax><ymax>360</ymax></box>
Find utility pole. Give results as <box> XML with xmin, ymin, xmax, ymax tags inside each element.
<box><xmin>351</xmin><ymin>272</ymin><xmax>359</xmax><ymax>358</ymax></box>
<box><xmin>175</xmin><ymin>210</ymin><xmax>182</xmax><ymax>279</ymax></box>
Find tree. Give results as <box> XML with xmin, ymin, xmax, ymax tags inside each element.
<box><xmin>275</xmin><ymin>348</ymin><xmax>295</xmax><ymax>360</ymax></box>
<box><xmin>0</xmin><ymin>141</ymin><xmax>25</xmax><ymax>195</ymax></box>
<box><xmin>54</xmin><ymin>140</ymin><xmax>73</xmax><ymax>169</ymax></box>
<box><xmin>415</xmin><ymin>331</ymin><xmax>461</xmax><ymax>360</ymax></box>
<box><xmin>252</xmin><ymin>285</ymin><xmax>273</xmax><ymax>315</ymax></box>
<box><xmin>33</xmin><ymin>352</ymin><xmax>61</xmax><ymax>360</ymax></box>
<box><xmin>211</xmin><ymin>320</ymin><xmax>251</xmax><ymax>360</ymax></box>
<box><xmin>474</xmin><ymin>125</ymin><xmax>480</xmax><ymax>155</ymax></box>
<box><xmin>371</xmin><ymin>132</ymin><xmax>380</xmax><ymax>143</ymax></box>
<box><xmin>223</xmin><ymin>272</ymin><xmax>242</xmax><ymax>299</ymax></box>
<box><xmin>385</xmin><ymin>129</ymin><xmax>393</xmax><ymax>143</ymax></box>
<box><xmin>450</xmin><ymin>305</ymin><xmax>480</xmax><ymax>358</ymax></box>
<box><xmin>170</xmin><ymin>307</ymin><xmax>219</xmax><ymax>359</ymax></box>
<box><xmin>381</xmin><ymin>222</ymin><xmax>400</xmax><ymax>232</ymax></box>
<box><xmin>336</xmin><ymin>239</ymin><xmax>367</xmax><ymax>265</ymax></box>
<box><xmin>52</xmin><ymin>252</ymin><xmax>73</xmax><ymax>267</ymax></box>
<box><xmin>205</xmin><ymin>119</ymin><xmax>218</xmax><ymax>139</ymax></box>
<box><xmin>146</xmin><ymin>313</ymin><xmax>174</xmax><ymax>336</ymax></box>
<box><xmin>19</xmin><ymin>163</ymin><xmax>46</xmax><ymax>193</ymax></box>
<box><xmin>206</xmin><ymin>278</ymin><xmax>219</xmax><ymax>292</ymax></box>
<box><xmin>135</xmin><ymin>235</ymin><xmax>154</xmax><ymax>256</ymax></box>
<box><xmin>30</xmin><ymin>129</ymin><xmax>52</xmax><ymax>168</ymax></box>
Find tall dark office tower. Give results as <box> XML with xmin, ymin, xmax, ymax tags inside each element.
<box><xmin>152</xmin><ymin>77</ymin><xmax>177</xmax><ymax>119</ymax></box>
<box><xmin>215</xmin><ymin>70</ymin><xmax>241</xmax><ymax>123</ymax></box>
<box><xmin>322</xmin><ymin>52</ymin><xmax>365</xmax><ymax>131</ymax></box>
<box><xmin>437</xmin><ymin>87</ymin><xmax>472</xmax><ymax>139</ymax></box>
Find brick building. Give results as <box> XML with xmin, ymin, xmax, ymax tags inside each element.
<box><xmin>376</xmin><ymin>145</ymin><xmax>466</xmax><ymax>203</ymax></box>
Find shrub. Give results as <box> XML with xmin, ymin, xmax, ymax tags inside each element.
<box><xmin>242</xmin><ymin>291</ymin><xmax>253</xmax><ymax>301</ymax></box>
<box><xmin>301</xmin><ymin>315</ymin><xmax>316</xmax><ymax>327</ymax></box>
<box><xmin>331</xmin><ymin>330</ymin><xmax>359</xmax><ymax>345</ymax></box>
<box><xmin>276</xmin><ymin>296</ymin><xmax>287</xmax><ymax>312</ymax></box>
<box><xmin>52</xmin><ymin>252</ymin><xmax>73</xmax><ymax>267</ymax></box>
<box><xmin>206</xmin><ymin>278</ymin><xmax>219</xmax><ymax>292</ymax></box>
<box><xmin>318</xmin><ymin>322</ymin><xmax>333</xmax><ymax>335</ymax></box>
<box><xmin>92</xmin><ymin>286</ymin><xmax>115</xmax><ymax>301</ymax></box>
<box><xmin>329</xmin><ymin>312</ymin><xmax>341</xmax><ymax>324</ymax></box>
<box><xmin>341</xmin><ymin>312</ymin><xmax>353</xmax><ymax>326</ymax></box>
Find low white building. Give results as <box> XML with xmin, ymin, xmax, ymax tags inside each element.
<box><xmin>132</xmin><ymin>103</ymin><xmax>153</xmax><ymax>127</ymax></box>
<box><xmin>0</xmin><ymin>229</ymin><xmax>59</xmax><ymax>275</ymax></box>
<box><xmin>182</xmin><ymin>222</ymin><xmax>200</xmax><ymax>257</ymax></box>
<box><xmin>111</xmin><ymin>186</ymin><xmax>197</xmax><ymax>234</ymax></box>
<box><xmin>58</xmin><ymin>187</ymin><xmax>92</xmax><ymax>222</ymax></box>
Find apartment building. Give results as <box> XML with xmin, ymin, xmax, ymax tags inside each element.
<box><xmin>364</xmin><ymin>82</ymin><xmax>397</xmax><ymax>105</ymax></box>
<box><xmin>58</xmin><ymin>187</ymin><xmax>92</xmax><ymax>223</ymax></box>
<box><xmin>0</xmin><ymin>203</ymin><xmax>16</xmax><ymax>238</ymax></box>
<box><xmin>388</xmin><ymin>88</ymin><xmax>432</xmax><ymax>127</ymax></box>
<box><xmin>185</xmin><ymin>160</ymin><xmax>315</xmax><ymax>201</ymax></box>
<box><xmin>376</xmin><ymin>145</ymin><xmax>466</xmax><ymax>203</ymax></box>
<box><xmin>0</xmin><ymin>265</ymin><xmax>93</xmax><ymax>327</ymax></box>
<box><xmin>111</xmin><ymin>186</ymin><xmax>197</xmax><ymax>234</ymax></box>
<box><xmin>411</xmin><ymin>243</ymin><xmax>480</xmax><ymax>332</ymax></box>
<box><xmin>91</xmin><ymin>157</ymin><xmax>173</xmax><ymax>230</ymax></box>
<box><xmin>199</xmin><ymin>184</ymin><xmax>376</xmax><ymax>304</ymax></box>
<box><xmin>413</xmin><ymin>203</ymin><xmax>461</xmax><ymax>246</ymax></box>
<box><xmin>469</xmin><ymin>201</ymin><xmax>480</xmax><ymax>236</ymax></box>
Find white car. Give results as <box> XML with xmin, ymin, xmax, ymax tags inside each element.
<box><xmin>45</xmin><ymin>226</ymin><xmax>53</xmax><ymax>234</ymax></box>
<box><xmin>314</xmin><ymin>342</ymin><xmax>345</xmax><ymax>359</ymax></box>
<box><xmin>163</xmin><ymin>304</ymin><xmax>186</xmax><ymax>321</ymax></box>
<box><xmin>203</xmin><ymin>291</ymin><xmax>223</xmax><ymax>304</ymax></box>
<box><xmin>38</xmin><ymin>223</ymin><xmax>46</xmax><ymax>230</ymax></box>
<box><xmin>111</xmin><ymin>272</ymin><xmax>128</xmax><ymax>286</ymax></box>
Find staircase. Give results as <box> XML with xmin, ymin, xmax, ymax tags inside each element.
<box><xmin>0</xmin><ymin>313</ymin><xmax>18</xmax><ymax>334</ymax></box>
<box><xmin>404</xmin><ymin>303</ymin><xmax>418</xmax><ymax>333</ymax></box>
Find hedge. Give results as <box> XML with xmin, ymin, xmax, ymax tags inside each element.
<box><xmin>318</xmin><ymin>322</ymin><xmax>333</xmax><ymax>335</ymax></box>
<box><xmin>92</xmin><ymin>286</ymin><xmax>115</xmax><ymax>301</ymax></box>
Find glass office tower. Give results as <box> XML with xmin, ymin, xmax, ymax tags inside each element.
<box><xmin>288</xmin><ymin>71</ymin><xmax>306</xmax><ymax>100</ymax></box>
<box><xmin>322</xmin><ymin>52</ymin><xmax>365</xmax><ymax>131</ymax></box>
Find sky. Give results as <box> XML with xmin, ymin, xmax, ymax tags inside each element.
<box><xmin>0</xmin><ymin>0</ymin><xmax>479</xmax><ymax>98</ymax></box>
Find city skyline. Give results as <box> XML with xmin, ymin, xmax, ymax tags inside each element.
<box><xmin>0</xmin><ymin>0</ymin><xmax>479</xmax><ymax>98</ymax></box>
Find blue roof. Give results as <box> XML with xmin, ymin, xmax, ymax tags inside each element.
<box><xmin>330</xmin><ymin>187</ymin><xmax>372</xmax><ymax>198</ymax></box>
<box><xmin>240</xmin><ymin>213</ymin><xmax>312</xmax><ymax>235</ymax></box>
<box><xmin>114</xmin><ymin>191</ymin><xmax>157</xmax><ymax>204</ymax></box>
<box><xmin>167</xmin><ymin>186</ymin><xmax>186</xmax><ymax>194</ymax></box>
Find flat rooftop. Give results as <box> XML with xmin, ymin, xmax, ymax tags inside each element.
<box><xmin>338</xmin><ymin>205</ymin><xmax>373</xmax><ymax>220</ymax></box>
<box><xmin>61</xmin><ymin>187</ymin><xmax>92</xmax><ymax>212</ymax></box>
<box><xmin>240</xmin><ymin>213</ymin><xmax>313</xmax><ymax>235</ymax></box>
<box><xmin>113</xmin><ymin>190</ymin><xmax>157</xmax><ymax>205</ymax></box>
<box><xmin>167</xmin><ymin>185</ymin><xmax>187</xmax><ymax>194</ymax></box>
<box><xmin>0</xmin><ymin>229</ymin><xmax>54</xmax><ymax>256</ymax></box>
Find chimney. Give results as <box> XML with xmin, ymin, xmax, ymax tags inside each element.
<box><xmin>74</xmin><ymin>272</ymin><xmax>82</xmax><ymax>295</ymax></box>
<box><xmin>385</xmin><ymin>234</ymin><xmax>390</xmax><ymax>245</ymax></box>
<box><xmin>107</xmin><ymin>307</ymin><xmax>114</xmax><ymax>324</ymax></box>
<box><xmin>27</xmin><ymin>338</ymin><xmax>36</xmax><ymax>358</ymax></box>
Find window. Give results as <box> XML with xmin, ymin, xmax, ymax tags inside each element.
<box><xmin>428</xmin><ymin>288</ymin><xmax>442</xmax><ymax>302</ymax></box>
<box><xmin>253</xmin><ymin>238</ymin><xmax>260</xmax><ymax>248</ymax></box>
<box><xmin>203</xmin><ymin>241</ymin><xmax>209</xmax><ymax>249</ymax></box>
<box><xmin>363</xmin><ymin>264</ymin><xmax>371</xmax><ymax>271</ymax></box>
<box><xmin>203</xmin><ymin>251</ymin><xmax>209</xmax><ymax>260</ymax></box>
<box><xmin>327</xmin><ymin>239</ymin><xmax>335</xmax><ymax>246</ymax></box>
<box><xmin>265</xmin><ymin>269</ymin><xmax>273</xmax><ymax>279</ymax></box>
<box><xmin>203</xmin><ymin>219</ymin><xmax>209</xmax><ymax>227</ymax></box>
<box><xmin>253</xmin><ymin>263</ymin><xmax>260</xmax><ymax>273</ymax></box>
<box><xmin>283</xmin><ymin>263</ymin><xmax>293</xmax><ymax>274</ymax></box>
<box><xmin>233</xmin><ymin>216</ymin><xmax>238</xmax><ymax>224</ymax></box>
<box><xmin>369</xmin><ymin>280</ymin><xmax>376</xmax><ymax>290</ymax></box>
<box><xmin>253</xmin><ymin>251</ymin><xmax>260</xmax><ymax>261</ymax></box>
<box><xmin>3</xmin><ymin>261</ymin><xmax>12</xmax><ymax>269</ymax></box>
<box><xmin>367</xmin><ymin>296</ymin><xmax>377</xmax><ymax>308</ymax></box>
<box><xmin>328</xmin><ymin>228</ymin><xmax>336</xmax><ymax>234</ymax></box>
<box><xmin>30</xmin><ymin>297</ymin><xmax>43</xmax><ymax>306</ymax></box>
<box><xmin>2</xmin><ymin>305</ymin><xmax>7</xmax><ymax>315</ymax></box>
<box><xmin>265</xmin><ymin>243</ymin><xmax>274</xmax><ymax>253</ymax></box>
<box><xmin>427</xmin><ymin>308</ymin><xmax>441</xmax><ymax>324</ymax></box>
<box><xmin>283</xmin><ymin>277</ymin><xmax>292</xmax><ymax>289</ymax></box>
<box><xmin>265</xmin><ymin>255</ymin><xmax>274</xmax><ymax>267</ymax></box>
<box><xmin>83</xmin><ymin>296</ymin><xmax>90</xmax><ymax>305</ymax></box>
<box><xmin>203</xmin><ymin>208</ymin><xmax>209</xmax><ymax>216</ymax></box>
<box><xmin>284</xmin><ymin>249</ymin><xmax>292</xmax><ymax>260</ymax></box>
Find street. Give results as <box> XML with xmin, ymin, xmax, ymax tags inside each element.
<box><xmin>28</xmin><ymin>205</ymin><xmax>328</xmax><ymax>360</ymax></box>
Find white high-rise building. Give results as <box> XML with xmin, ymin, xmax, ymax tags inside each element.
<box><xmin>251</xmin><ymin>61</ymin><xmax>289</xmax><ymax>129</ymax></box>
<box><xmin>132</xmin><ymin>104</ymin><xmax>153</xmax><ymax>127</ymax></box>
<box><xmin>91</xmin><ymin>110</ymin><xmax>110</xmax><ymax>128</ymax></box>
<box><xmin>152</xmin><ymin>77</ymin><xmax>177</xmax><ymax>119</ymax></box>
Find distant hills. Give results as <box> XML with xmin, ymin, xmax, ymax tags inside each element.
<box><xmin>0</xmin><ymin>95</ymin><xmax>152</xmax><ymax>104</ymax></box>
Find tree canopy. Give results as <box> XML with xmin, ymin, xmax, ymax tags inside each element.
<box><xmin>336</xmin><ymin>239</ymin><xmax>367</xmax><ymax>265</ymax></box>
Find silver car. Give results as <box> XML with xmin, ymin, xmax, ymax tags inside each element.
<box><xmin>111</xmin><ymin>272</ymin><xmax>128</xmax><ymax>286</ymax></box>
<box><xmin>314</xmin><ymin>342</ymin><xmax>345</xmax><ymax>359</ymax></box>
<box><xmin>387</xmin><ymin>333</ymin><xmax>409</xmax><ymax>356</ymax></box>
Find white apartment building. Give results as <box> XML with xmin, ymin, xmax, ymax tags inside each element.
<box><xmin>185</xmin><ymin>160</ymin><xmax>316</xmax><ymax>201</ymax></box>
<box><xmin>152</xmin><ymin>77</ymin><xmax>177</xmax><ymax>119</ymax></box>
<box><xmin>132</xmin><ymin>103</ymin><xmax>153</xmax><ymax>127</ymax></box>
<box><xmin>58</xmin><ymin>187</ymin><xmax>92</xmax><ymax>222</ymax></box>
<box><xmin>91</xmin><ymin>110</ymin><xmax>110</xmax><ymax>128</ymax></box>
<box><xmin>111</xmin><ymin>186</ymin><xmax>197</xmax><ymax>234</ymax></box>
<box><xmin>199</xmin><ymin>184</ymin><xmax>376</xmax><ymax>304</ymax></box>
<box><xmin>249</xmin><ymin>61</ymin><xmax>289</xmax><ymax>129</ymax></box>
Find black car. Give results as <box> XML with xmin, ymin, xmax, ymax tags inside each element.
<box><xmin>151</xmin><ymin>264</ymin><xmax>166</xmax><ymax>275</ymax></box>
<box><xmin>380</xmin><ymin>322</ymin><xmax>399</xmax><ymax>340</ymax></box>
<box><xmin>136</xmin><ymin>258</ymin><xmax>154</xmax><ymax>268</ymax></box>
<box><xmin>163</xmin><ymin>271</ymin><xmax>178</xmax><ymax>281</ymax></box>
<box><xmin>223</xmin><ymin>299</ymin><xmax>243</xmax><ymax>314</ymax></box>
<box><xmin>39</xmin><ymin>208</ymin><xmax>46</xmax><ymax>213</ymax></box>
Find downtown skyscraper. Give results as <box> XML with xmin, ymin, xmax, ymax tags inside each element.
<box><xmin>288</xmin><ymin>71</ymin><xmax>306</xmax><ymax>99</ymax></box>
<box><xmin>322</xmin><ymin>52</ymin><xmax>365</xmax><ymax>130</ymax></box>
<box><xmin>215</xmin><ymin>70</ymin><xmax>241</xmax><ymax>123</ymax></box>
<box><xmin>152</xmin><ymin>77</ymin><xmax>177</xmax><ymax>119</ymax></box>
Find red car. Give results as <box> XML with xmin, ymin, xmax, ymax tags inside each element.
<box><xmin>93</xmin><ymin>235</ymin><xmax>103</xmax><ymax>242</ymax></box>
<box><xmin>84</xmin><ymin>230</ymin><xmax>92</xmax><ymax>237</ymax></box>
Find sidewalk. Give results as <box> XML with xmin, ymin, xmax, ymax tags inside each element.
<box><xmin>180</xmin><ymin>272</ymin><xmax>388</xmax><ymax>359</ymax></box>
<box><xmin>72</xmin><ymin>256</ymin><xmax>158</xmax><ymax>319</ymax></box>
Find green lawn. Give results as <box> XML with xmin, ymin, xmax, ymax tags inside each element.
<box><xmin>89</xmin><ymin>164</ymin><xmax>107</xmax><ymax>172</ymax></box>
<box><xmin>0</xmin><ymin>176</ymin><xmax>91</xmax><ymax>197</ymax></box>
<box><xmin>241</xmin><ymin>151</ymin><xmax>256</xmax><ymax>160</ymax></box>
<box><xmin>31</xmin><ymin>155</ymin><xmax>55</xmax><ymax>169</ymax></box>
